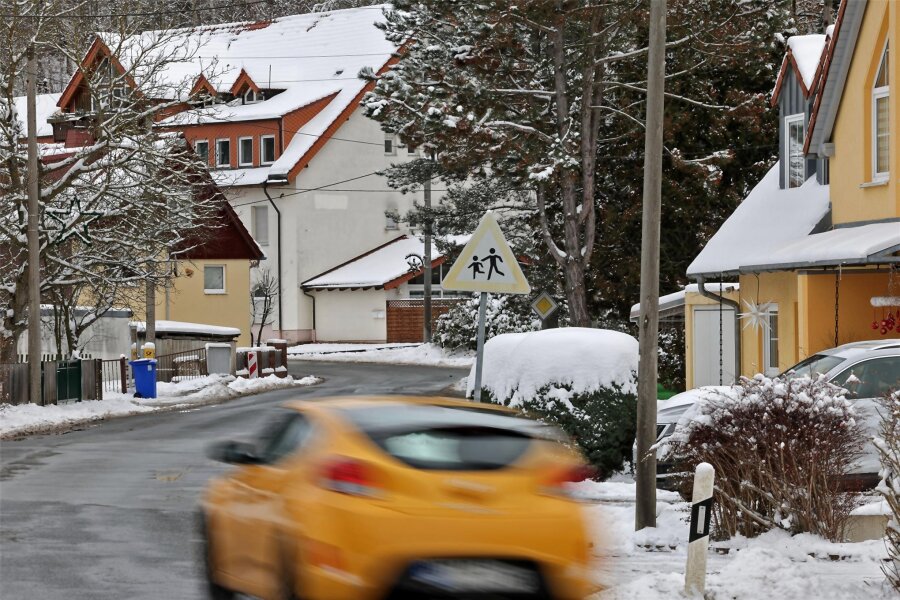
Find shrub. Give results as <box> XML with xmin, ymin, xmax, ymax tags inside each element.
<box><xmin>665</xmin><ymin>374</ymin><xmax>865</xmax><ymax>541</ymax></box>
<box><xmin>875</xmin><ymin>390</ymin><xmax>900</xmax><ymax>591</ymax></box>
<box><xmin>435</xmin><ymin>294</ymin><xmax>539</xmax><ymax>351</ymax></box>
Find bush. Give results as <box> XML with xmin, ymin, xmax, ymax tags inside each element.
<box><xmin>496</xmin><ymin>384</ymin><xmax>637</xmax><ymax>478</ymax></box>
<box><xmin>875</xmin><ymin>390</ymin><xmax>900</xmax><ymax>591</ymax></box>
<box><xmin>435</xmin><ymin>294</ymin><xmax>539</xmax><ymax>351</ymax></box>
<box><xmin>666</xmin><ymin>374</ymin><xmax>865</xmax><ymax>541</ymax></box>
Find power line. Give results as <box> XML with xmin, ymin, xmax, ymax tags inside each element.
<box><xmin>3</xmin><ymin>0</ymin><xmax>276</xmax><ymax>19</ymax></box>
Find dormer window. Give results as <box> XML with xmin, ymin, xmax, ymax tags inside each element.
<box><xmin>244</xmin><ymin>88</ymin><xmax>260</xmax><ymax>104</ymax></box>
<box><xmin>873</xmin><ymin>42</ymin><xmax>890</xmax><ymax>180</ymax></box>
<box><xmin>784</xmin><ymin>114</ymin><xmax>805</xmax><ymax>188</ymax></box>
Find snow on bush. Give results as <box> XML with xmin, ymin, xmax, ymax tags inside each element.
<box><xmin>666</xmin><ymin>374</ymin><xmax>865</xmax><ymax>541</ymax></box>
<box><xmin>435</xmin><ymin>294</ymin><xmax>539</xmax><ymax>351</ymax></box>
<box><xmin>469</xmin><ymin>328</ymin><xmax>639</xmax><ymax>476</ymax></box>
<box><xmin>875</xmin><ymin>389</ymin><xmax>900</xmax><ymax>591</ymax></box>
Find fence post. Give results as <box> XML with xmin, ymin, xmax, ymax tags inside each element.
<box><xmin>119</xmin><ymin>357</ymin><xmax>127</xmax><ymax>394</ymax></box>
<box><xmin>95</xmin><ymin>358</ymin><xmax>103</xmax><ymax>401</ymax></box>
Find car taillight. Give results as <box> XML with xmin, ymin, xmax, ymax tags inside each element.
<box><xmin>320</xmin><ymin>458</ymin><xmax>382</xmax><ymax>498</ymax></box>
<box><xmin>540</xmin><ymin>464</ymin><xmax>596</xmax><ymax>498</ymax></box>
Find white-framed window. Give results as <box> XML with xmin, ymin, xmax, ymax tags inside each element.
<box><xmin>784</xmin><ymin>114</ymin><xmax>805</xmax><ymax>188</ymax></box>
<box><xmin>763</xmin><ymin>304</ymin><xmax>779</xmax><ymax>376</ymax></box>
<box><xmin>873</xmin><ymin>42</ymin><xmax>890</xmax><ymax>180</ymax></box>
<box><xmin>260</xmin><ymin>135</ymin><xmax>276</xmax><ymax>165</ymax></box>
<box><xmin>215</xmin><ymin>139</ymin><xmax>231</xmax><ymax>168</ymax></box>
<box><xmin>238</xmin><ymin>137</ymin><xmax>254</xmax><ymax>167</ymax></box>
<box><xmin>384</xmin><ymin>136</ymin><xmax>396</xmax><ymax>155</ymax></box>
<box><xmin>204</xmin><ymin>265</ymin><xmax>226</xmax><ymax>294</ymax></box>
<box><xmin>252</xmin><ymin>205</ymin><xmax>269</xmax><ymax>246</ymax></box>
<box><xmin>194</xmin><ymin>139</ymin><xmax>209</xmax><ymax>165</ymax></box>
<box><xmin>244</xmin><ymin>88</ymin><xmax>257</xmax><ymax>104</ymax></box>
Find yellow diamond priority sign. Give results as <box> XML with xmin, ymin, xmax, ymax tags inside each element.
<box><xmin>531</xmin><ymin>291</ymin><xmax>558</xmax><ymax>320</ymax></box>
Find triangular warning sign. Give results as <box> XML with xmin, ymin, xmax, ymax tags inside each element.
<box><xmin>441</xmin><ymin>212</ymin><xmax>530</xmax><ymax>294</ymax></box>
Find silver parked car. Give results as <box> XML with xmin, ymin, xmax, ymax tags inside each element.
<box><xmin>647</xmin><ymin>340</ymin><xmax>900</xmax><ymax>490</ymax></box>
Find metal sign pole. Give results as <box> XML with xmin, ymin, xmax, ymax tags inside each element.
<box><xmin>472</xmin><ymin>292</ymin><xmax>488</xmax><ymax>402</ymax></box>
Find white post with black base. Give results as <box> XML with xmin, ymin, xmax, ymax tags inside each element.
<box><xmin>684</xmin><ymin>462</ymin><xmax>714</xmax><ymax>596</ymax></box>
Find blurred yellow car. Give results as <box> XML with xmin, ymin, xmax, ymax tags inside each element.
<box><xmin>200</xmin><ymin>396</ymin><xmax>594</xmax><ymax>600</ymax></box>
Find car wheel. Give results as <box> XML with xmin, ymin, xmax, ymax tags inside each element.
<box><xmin>276</xmin><ymin>539</ymin><xmax>302</xmax><ymax>600</ymax></box>
<box><xmin>198</xmin><ymin>512</ymin><xmax>237</xmax><ymax>600</ymax></box>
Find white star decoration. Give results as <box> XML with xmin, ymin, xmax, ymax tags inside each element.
<box><xmin>739</xmin><ymin>299</ymin><xmax>771</xmax><ymax>332</ymax></box>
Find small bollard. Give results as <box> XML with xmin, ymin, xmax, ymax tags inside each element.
<box><xmin>685</xmin><ymin>462</ymin><xmax>715</xmax><ymax>596</ymax></box>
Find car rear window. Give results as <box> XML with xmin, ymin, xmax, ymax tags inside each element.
<box><xmin>339</xmin><ymin>404</ymin><xmax>549</xmax><ymax>470</ymax></box>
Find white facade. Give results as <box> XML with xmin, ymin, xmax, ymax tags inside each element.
<box><xmin>227</xmin><ymin>109</ymin><xmax>426</xmax><ymax>343</ymax></box>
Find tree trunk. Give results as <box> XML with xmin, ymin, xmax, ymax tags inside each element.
<box><xmin>563</xmin><ymin>258</ymin><xmax>590</xmax><ymax>327</ymax></box>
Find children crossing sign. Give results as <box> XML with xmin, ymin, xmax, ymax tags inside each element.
<box><xmin>443</xmin><ymin>212</ymin><xmax>531</xmax><ymax>403</ymax></box>
<box><xmin>441</xmin><ymin>212</ymin><xmax>530</xmax><ymax>295</ymax></box>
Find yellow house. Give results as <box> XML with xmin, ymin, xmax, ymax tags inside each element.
<box><xmin>129</xmin><ymin>204</ymin><xmax>264</xmax><ymax>347</ymax></box>
<box><xmin>683</xmin><ymin>0</ymin><xmax>899</xmax><ymax>389</ymax></box>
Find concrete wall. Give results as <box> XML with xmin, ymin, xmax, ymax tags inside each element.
<box><xmin>227</xmin><ymin>107</ymin><xmax>427</xmax><ymax>343</ymax></box>
<box><xmin>830</xmin><ymin>0</ymin><xmax>899</xmax><ymax>224</ymax></box>
<box><xmin>18</xmin><ymin>310</ymin><xmax>133</xmax><ymax>360</ymax></box>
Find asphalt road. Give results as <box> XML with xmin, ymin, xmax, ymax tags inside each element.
<box><xmin>0</xmin><ymin>361</ymin><xmax>469</xmax><ymax>600</ymax></box>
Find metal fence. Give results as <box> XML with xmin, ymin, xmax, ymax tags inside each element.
<box><xmin>155</xmin><ymin>347</ymin><xmax>208</xmax><ymax>384</ymax></box>
<box><xmin>101</xmin><ymin>357</ymin><xmax>129</xmax><ymax>394</ymax></box>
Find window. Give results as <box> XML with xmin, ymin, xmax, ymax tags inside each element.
<box><xmin>784</xmin><ymin>114</ymin><xmax>805</xmax><ymax>188</ymax></box>
<box><xmin>194</xmin><ymin>140</ymin><xmax>209</xmax><ymax>165</ymax></box>
<box><xmin>215</xmin><ymin>139</ymin><xmax>231</xmax><ymax>168</ymax></box>
<box><xmin>384</xmin><ymin>136</ymin><xmax>395</xmax><ymax>155</ymax></box>
<box><xmin>831</xmin><ymin>357</ymin><xmax>900</xmax><ymax>399</ymax></box>
<box><xmin>253</xmin><ymin>205</ymin><xmax>269</xmax><ymax>246</ymax></box>
<box><xmin>763</xmin><ymin>305</ymin><xmax>779</xmax><ymax>376</ymax></box>
<box><xmin>255</xmin><ymin>413</ymin><xmax>313</xmax><ymax>464</ymax></box>
<box><xmin>873</xmin><ymin>42</ymin><xmax>890</xmax><ymax>179</ymax></box>
<box><xmin>407</xmin><ymin>144</ymin><xmax>417</xmax><ymax>155</ymax></box>
<box><xmin>238</xmin><ymin>137</ymin><xmax>254</xmax><ymax>167</ymax></box>
<box><xmin>244</xmin><ymin>88</ymin><xmax>257</xmax><ymax>104</ymax></box>
<box><xmin>260</xmin><ymin>135</ymin><xmax>276</xmax><ymax>164</ymax></box>
<box><xmin>204</xmin><ymin>265</ymin><xmax>226</xmax><ymax>294</ymax></box>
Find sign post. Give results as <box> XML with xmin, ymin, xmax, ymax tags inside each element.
<box><xmin>441</xmin><ymin>212</ymin><xmax>530</xmax><ymax>402</ymax></box>
<box><xmin>685</xmin><ymin>462</ymin><xmax>715</xmax><ymax>595</ymax></box>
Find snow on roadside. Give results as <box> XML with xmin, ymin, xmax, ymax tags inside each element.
<box><xmin>288</xmin><ymin>342</ymin><xmax>473</xmax><ymax>368</ymax></box>
<box><xmin>580</xmin><ymin>480</ymin><xmax>893</xmax><ymax>600</ymax></box>
<box><xmin>288</xmin><ymin>342</ymin><xmax>417</xmax><ymax>355</ymax></box>
<box><xmin>0</xmin><ymin>374</ymin><xmax>321</xmax><ymax>438</ymax></box>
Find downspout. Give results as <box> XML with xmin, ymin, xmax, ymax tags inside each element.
<box><xmin>697</xmin><ymin>276</ymin><xmax>742</xmax><ymax>384</ymax></box>
<box><xmin>262</xmin><ymin>180</ymin><xmax>283</xmax><ymax>336</ymax></box>
<box><xmin>302</xmin><ymin>289</ymin><xmax>317</xmax><ymax>342</ymax></box>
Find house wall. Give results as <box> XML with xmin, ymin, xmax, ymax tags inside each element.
<box><xmin>311</xmin><ymin>287</ymin><xmax>405</xmax><ymax>342</ymax></box>
<box><xmin>736</xmin><ymin>272</ymin><xmax>800</xmax><ymax>377</ymax></box>
<box><xmin>226</xmin><ymin>108</ymin><xmax>425</xmax><ymax>343</ymax></box>
<box><xmin>799</xmin><ymin>270</ymin><xmax>900</xmax><ymax>358</ymax></box>
<box><xmin>778</xmin><ymin>63</ymin><xmax>820</xmax><ymax>187</ymax></box>
<box><xmin>830</xmin><ymin>0</ymin><xmax>899</xmax><ymax>224</ymax></box>
<box><xmin>128</xmin><ymin>259</ymin><xmax>253</xmax><ymax>346</ymax></box>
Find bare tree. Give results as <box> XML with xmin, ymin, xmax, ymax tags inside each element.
<box><xmin>250</xmin><ymin>268</ymin><xmax>279</xmax><ymax>347</ymax></box>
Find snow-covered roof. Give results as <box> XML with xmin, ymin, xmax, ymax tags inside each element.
<box><xmin>130</xmin><ymin>320</ymin><xmax>241</xmax><ymax>337</ymax></box>
<box><xmin>12</xmin><ymin>93</ymin><xmax>61</xmax><ymax>137</ymax></box>
<box><xmin>629</xmin><ymin>283</ymin><xmax>739</xmax><ymax>321</ymax></box>
<box><xmin>787</xmin><ymin>34</ymin><xmax>827</xmax><ymax>90</ymax></box>
<box><xmin>687</xmin><ymin>165</ymin><xmax>830</xmax><ymax>277</ymax></box>
<box><xmin>302</xmin><ymin>235</ymin><xmax>445</xmax><ymax>290</ymax></box>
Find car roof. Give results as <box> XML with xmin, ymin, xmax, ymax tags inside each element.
<box><xmin>282</xmin><ymin>395</ymin><xmax>517</xmax><ymax>415</ymax></box>
<box><xmin>824</xmin><ymin>339</ymin><xmax>900</xmax><ymax>355</ymax></box>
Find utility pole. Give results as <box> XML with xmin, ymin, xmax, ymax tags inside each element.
<box><xmin>145</xmin><ymin>279</ymin><xmax>156</xmax><ymax>345</ymax></box>
<box><xmin>26</xmin><ymin>45</ymin><xmax>42</xmax><ymax>405</ymax></box>
<box><xmin>422</xmin><ymin>154</ymin><xmax>433</xmax><ymax>344</ymax></box>
<box><xmin>635</xmin><ymin>0</ymin><xmax>666</xmax><ymax>531</ymax></box>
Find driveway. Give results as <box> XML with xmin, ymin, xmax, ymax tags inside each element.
<box><xmin>0</xmin><ymin>361</ymin><xmax>469</xmax><ymax>600</ymax></box>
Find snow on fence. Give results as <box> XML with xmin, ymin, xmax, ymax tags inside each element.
<box><xmin>155</xmin><ymin>347</ymin><xmax>208</xmax><ymax>384</ymax></box>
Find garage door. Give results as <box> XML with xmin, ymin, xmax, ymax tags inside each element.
<box><xmin>692</xmin><ymin>306</ymin><xmax>736</xmax><ymax>387</ymax></box>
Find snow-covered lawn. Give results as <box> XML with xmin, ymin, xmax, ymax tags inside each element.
<box><xmin>288</xmin><ymin>342</ymin><xmax>474</xmax><ymax>368</ymax></box>
<box><xmin>0</xmin><ymin>374</ymin><xmax>321</xmax><ymax>439</ymax></box>
<box><xmin>577</xmin><ymin>479</ymin><xmax>893</xmax><ymax>599</ymax></box>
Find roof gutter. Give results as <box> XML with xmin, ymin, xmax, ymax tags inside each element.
<box><xmin>697</xmin><ymin>276</ymin><xmax>741</xmax><ymax>385</ymax></box>
<box><xmin>262</xmin><ymin>180</ymin><xmax>283</xmax><ymax>334</ymax></box>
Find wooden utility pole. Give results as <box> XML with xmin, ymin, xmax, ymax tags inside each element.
<box><xmin>422</xmin><ymin>156</ymin><xmax>433</xmax><ymax>344</ymax></box>
<box><xmin>26</xmin><ymin>45</ymin><xmax>42</xmax><ymax>405</ymax></box>
<box><xmin>635</xmin><ymin>0</ymin><xmax>666</xmax><ymax>531</ymax></box>
<box><xmin>145</xmin><ymin>280</ymin><xmax>156</xmax><ymax>345</ymax></box>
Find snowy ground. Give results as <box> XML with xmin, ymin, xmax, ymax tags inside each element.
<box><xmin>0</xmin><ymin>374</ymin><xmax>321</xmax><ymax>439</ymax></box>
<box><xmin>287</xmin><ymin>342</ymin><xmax>474</xmax><ymax>368</ymax></box>
<box><xmin>576</xmin><ymin>478</ymin><xmax>893</xmax><ymax>599</ymax></box>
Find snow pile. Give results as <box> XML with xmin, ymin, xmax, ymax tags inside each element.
<box><xmin>467</xmin><ymin>328</ymin><xmax>638</xmax><ymax>402</ymax></box>
<box><xmin>288</xmin><ymin>342</ymin><xmax>416</xmax><ymax>355</ymax></box>
<box><xmin>0</xmin><ymin>374</ymin><xmax>321</xmax><ymax>438</ymax></box>
<box><xmin>288</xmin><ymin>343</ymin><xmax>473</xmax><ymax>368</ymax></box>
<box><xmin>581</xmin><ymin>480</ymin><xmax>893</xmax><ymax>600</ymax></box>
<box><xmin>787</xmin><ymin>34</ymin><xmax>827</xmax><ymax>90</ymax></box>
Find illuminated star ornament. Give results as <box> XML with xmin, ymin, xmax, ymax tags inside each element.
<box><xmin>42</xmin><ymin>197</ymin><xmax>103</xmax><ymax>245</ymax></box>
<box><xmin>739</xmin><ymin>299</ymin><xmax>771</xmax><ymax>332</ymax></box>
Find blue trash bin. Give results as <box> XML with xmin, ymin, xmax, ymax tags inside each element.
<box><xmin>129</xmin><ymin>359</ymin><xmax>157</xmax><ymax>399</ymax></box>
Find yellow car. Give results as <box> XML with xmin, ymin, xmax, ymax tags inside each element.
<box><xmin>200</xmin><ymin>396</ymin><xmax>595</xmax><ymax>600</ymax></box>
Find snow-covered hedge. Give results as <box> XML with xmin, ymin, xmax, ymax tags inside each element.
<box><xmin>666</xmin><ymin>375</ymin><xmax>864</xmax><ymax>541</ymax></box>
<box><xmin>875</xmin><ymin>389</ymin><xmax>900</xmax><ymax>591</ymax></box>
<box><xmin>468</xmin><ymin>328</ymin><xmax>639</xmax><ymax>476</ymax></box>
<box><xmin>435</xmin><ymin>294</ymin><xmax>540</xmax><ymax>351</ymax></box>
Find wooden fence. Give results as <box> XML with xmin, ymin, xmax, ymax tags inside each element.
<box><xmin>0</xmin><ymin>359</ymin><xmax>102</xmax><ymax>406</ymax></box>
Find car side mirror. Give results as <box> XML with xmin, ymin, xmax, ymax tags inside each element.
<box><xmin>207</xmin><ymin>440</ymin><xmax>261</xmax><ymax>465</ymax></box>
